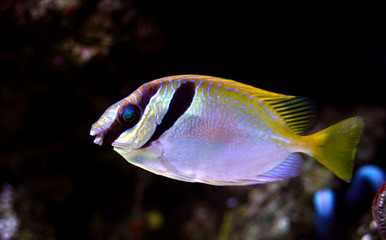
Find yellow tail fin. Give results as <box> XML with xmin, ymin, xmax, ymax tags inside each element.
<box><xmin>309</xmin><ymin>117</ymin><xmax>364</xmax><ymax>182</ymax></box>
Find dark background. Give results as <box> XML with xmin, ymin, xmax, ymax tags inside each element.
<box><xmin>1</xmin><ymin>1</ymin><xmax>385</xmax><ymax>239</ymax></box>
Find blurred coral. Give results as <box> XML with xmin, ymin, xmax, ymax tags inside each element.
<box><xmin>0</xmin><ymin>184</ymin><xmax>18</xmax><ymax>240</ymax></box>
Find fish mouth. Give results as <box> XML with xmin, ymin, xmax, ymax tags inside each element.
<box><xmin>90</xmin><ymin>126</ymin><xmax>130</xmax><ymax>149</ymax></box>
<box><xmin>92</xmin><ymin>134</ymin><xmax>104</xmax><ymax>146</ymax></box>
<box><xmin>90</xmin><ymin>126</ymin><xmax>106</xmax><ymax>146</ymax></box>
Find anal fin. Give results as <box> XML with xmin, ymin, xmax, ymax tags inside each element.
<box><xmin>241</xmin><ymin>153</ymin><xmax>304</xmax><ymax>184</ymax></box>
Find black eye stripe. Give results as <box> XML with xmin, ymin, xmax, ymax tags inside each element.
<box><xmin>137</xmin><ymin>83</ymin><xmax>160</xmax><ymax>112</ymax></box>
<box><xmin>103</xmin><ymin>82</ymin><xmax>160</xmax><ymax>146</ymax></box>
<box><xmin>141</xmin><ymin>81</ymin><xmax>196</xmax><ymax>148</ymax></box>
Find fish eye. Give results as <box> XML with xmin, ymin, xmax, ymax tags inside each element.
<box><xmin>122</xmin><ymin>107</ymin><xmax>136</xmax><ymax>122</ymax></box>
<box><xmin>119</xmin><ymin>104</ymin><xmax>141</xmax><ymax>126</ymax></box>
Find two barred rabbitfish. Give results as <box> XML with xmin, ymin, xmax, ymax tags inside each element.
<box><xmin>90</xmin><ymin>75</ymin><xmax>364</xmax><ymax>186</ymax></box>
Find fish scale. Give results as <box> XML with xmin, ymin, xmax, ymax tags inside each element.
<box><xmin>91</xmin><ymin>75</ymin><xmax>364</xmax><ymax>185</ymax></box>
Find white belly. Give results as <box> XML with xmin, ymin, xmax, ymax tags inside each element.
<box><xmin>157</xmin><ymin>125</ymin><xmax>291</xmax><ymax>185</ymax></box>
<box><xmin>115</xmin><ymin>114</ymin><xmax>296</xmax><ymax>185</ymax></box>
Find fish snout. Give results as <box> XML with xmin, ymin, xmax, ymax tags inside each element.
<box><xmin>90</xmin><ymin>125</ymin><xmax>106</xmax><ymax>146</ymax></box>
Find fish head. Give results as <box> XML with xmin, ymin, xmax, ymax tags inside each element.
<box><xmin>90</xmin><ymin>98</ymin><xmax>142</xmax><ymax>149</ymax></box>
<box><xmin>90</xmin><ymin>81</ymin><xmax>164</xmax><ymax>152</ymax></box>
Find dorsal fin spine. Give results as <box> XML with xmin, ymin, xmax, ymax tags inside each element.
<box><xmin>263</xmin><ymin>96</ymin><xmax>317</xmax><ymax>134</ymax></box>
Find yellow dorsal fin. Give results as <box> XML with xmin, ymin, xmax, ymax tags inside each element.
<box><xmin>213</xmin><ymin>77</ymin><xmax>317</xmax><ymax>134</ymax></box>
<box><xmin>182</xmin><ymin>75</ymin><xmax>318</xmax><ymax>134</ymax></box>
<box><xmin>263</xmin><ymin>95</ymin><xmax>317</xmax><ymax>134</ymax></box>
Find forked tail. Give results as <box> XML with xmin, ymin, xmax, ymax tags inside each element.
<box><xmin>308</xmin><ymin>117</ymin><xmax>364</xmax><ymax>182</ymax></box>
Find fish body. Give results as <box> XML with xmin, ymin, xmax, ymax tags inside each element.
<box><xmin>90</xmin><ymin>75</ymin><xmax>364</xmax><ymax>186</ymax></box>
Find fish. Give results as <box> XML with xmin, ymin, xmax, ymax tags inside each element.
<box><xmin>373</xmin><ymin>182</ymin><xmax>386</xmax><ymax>239</ymax></box>
<box><xmin>90</xmin><ymin>75</ymin><xmax>364</xmax><ymax>186</ymax></box>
